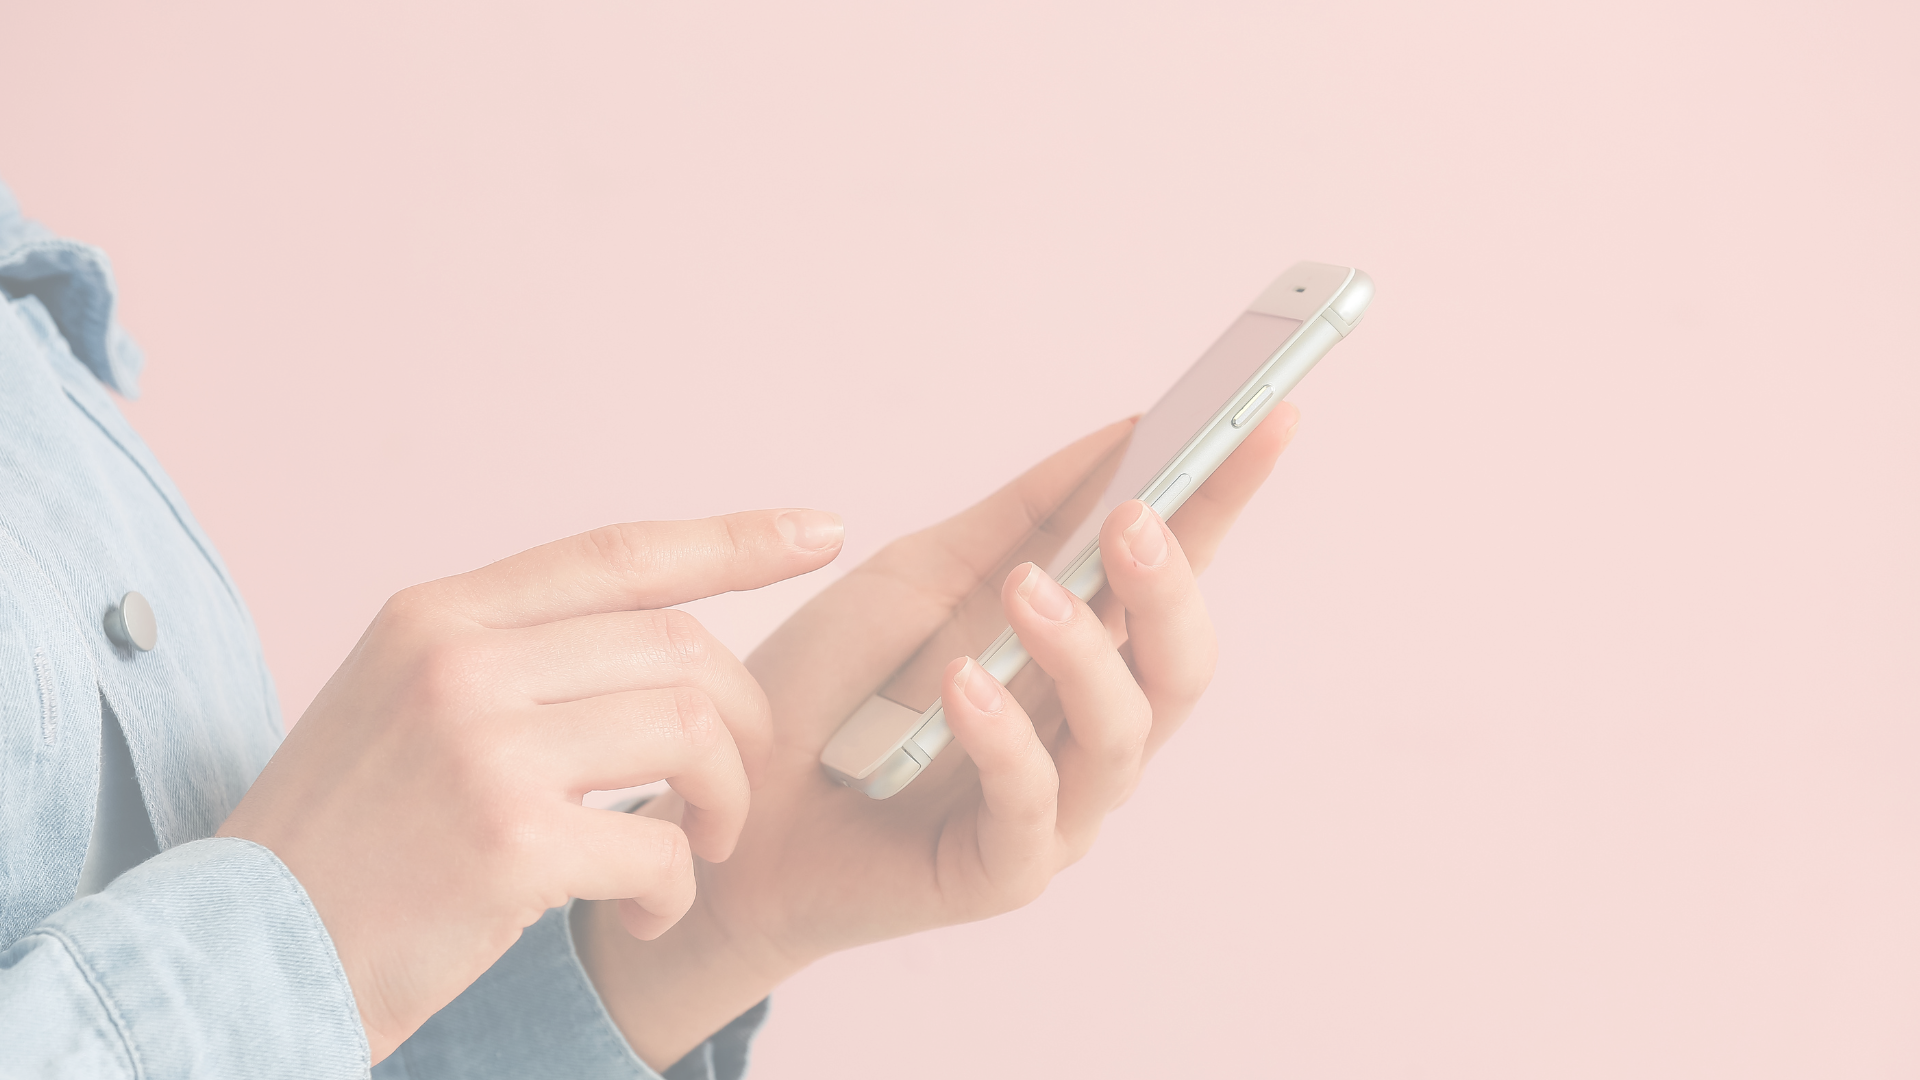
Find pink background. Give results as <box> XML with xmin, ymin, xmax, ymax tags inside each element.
<box><xmin>6</xmin><ymin>2</ymin><xmax>1917</xmax><ymax>1076</ymax></box>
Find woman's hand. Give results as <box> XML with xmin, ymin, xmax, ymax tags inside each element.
<box><xmin>575</xmin><ymin>406</ymin><xmax>1299</xmax><ymax>1069</ymax></box>
<box><xmin>218</xmin><ymin>510</ymin><xmax>845</xmax><ymax>1062</ymax></box>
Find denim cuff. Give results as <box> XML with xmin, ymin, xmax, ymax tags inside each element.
<box><xmin>5</xmin><ymin>836</ymin><xmax>370</xmax><ymax>1079</ymax></box>
<box><xmin>662</xmin><ymin>996</ymin><xmax>770</xmax><ymax>1080</ymax></box>
<box><xmin>383</xmin><ymin>903</ymin><xmax>768</xmax><ymax>1080</ymax></box>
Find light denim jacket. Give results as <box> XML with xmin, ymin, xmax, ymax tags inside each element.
<box><xmin>0</xmin><ymin>182</ymin><xmax>763</xmax><ymax>1080</ymax></box>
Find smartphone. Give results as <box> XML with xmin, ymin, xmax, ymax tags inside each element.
<box><xmin>821</xmin><ymin>262</ymin><xmax>1374</xmax><ymax>799</ymax></box>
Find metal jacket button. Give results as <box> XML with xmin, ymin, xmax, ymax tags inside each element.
<box><xmin>105</xmin><ymin>591</ymin><xmax>158</xmax><ymax>652</ymax></box>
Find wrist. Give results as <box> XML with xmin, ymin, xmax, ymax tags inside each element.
<box><xmin>572</xmin><ymin>895</ymin><xmax>808</xmax><ymax>1071</ymax></box>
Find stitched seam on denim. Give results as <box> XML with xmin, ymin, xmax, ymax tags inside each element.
<box><xmin>0</xmin><ymin>236</ymin><xmax>108</xmax><ymax>272</ymax></box>
<box><xmin>0</xmin><ymin>520</ymin><xmax>104</xmax><ymax>691</ymax></box>
<box><xmin>28</xmin><ymin>927</ymin><xmax>147</xmax><ymax>1080</ymax></box>
<box><xmin>33</xmin><ymin>646</ymin><xmax>58</xmax><ymax>745</ymax></box>
<box><xmin>234</xmin><ymin>837</ymin><xmax>375</xmax><ymax>1072</ymax></box>
<box><xmin>60</xmin><ymin>384</ymin><xmax>244</xmax><ymax>611</ymax></box>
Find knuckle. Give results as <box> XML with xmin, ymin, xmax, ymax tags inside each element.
<box><xmin>439</xmin><ymin>721</ymin><xmax>516</xmax><ymax>789</ymax></box>
<box><xmin>1121</xmin><ymin>704</ymin><xmax>1154</xmax><ymax>759</ymax></box>
<box><xmin>1008</xmin><ymin>873</ymin><xmax>1051</xmax><ymax>911</ymax></box>
<box><xmin>411</xmin><ymin>640</ymin><xmax>489</xmax><ymax>710</ymax></box>
<box><xmin>375</xmin><ymin>584</ymin><xmax>438</xmax><ymax>635</ymax></box>
<box><xmin>975</xmin><ymin>863</ymin><xmax>1053</xmax><ymax>919</ymax></box>
<box><xmin>654</xmin><ymin>608</ymin><xmax>709</xmax><ymax>667</ymax></box>
<box><xmin>472</xmin><ymin>806</ymin><xmax>545</xmax><ymax>867</ymax></box>
<box><xmin>1058</xmin><ymin>834</ymin><xmax>1097</xmax><ymax>870</ymax></box>
<box><xmin>1040</xmin><ymin>756</ymin><xmax>1063</xmax><ymax>801</ymax></box>
<box><xmin>1079</xmin><ymin>705</ymin><xmax>1149</xmax><ymax>767</ymax></box>
<box><xmin>669</xmin><ymin>686</ymin><xmax>722</xmax><ymax>749</ymax></box>
<box><xmin>1175</xmin><ymin>669</ymin><xmax>1216</xmax><ymax>706</ymax></box>
<box><xmin>641</xmin><ymin>822</ymin><xmax>693</xmax><ymax>880</ymax></box>
<box><xmin>718</xmin><ymin>514</ymin><xmax>753</xmax><ymax>562</ymax></box>
<box><xmin>1089</xmin><ymin>734</ymin><xmax>1135</xmax><ymax>770</ymax></box>
<box><xmin>585</xmin><ymin>523</ymin><xmax>650</xmax><ymax>581</ymax></box>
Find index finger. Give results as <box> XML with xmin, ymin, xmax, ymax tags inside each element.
<box><xmin>454</xmin><ymin>509</ymin><xmax>845</xmax><ymax>627</ymax></box>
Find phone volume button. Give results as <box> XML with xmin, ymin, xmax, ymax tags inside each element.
<box><xmin>1150</xmin><ymin>473</ymin><xmax>1192</xmax><ymax>515</ymax></box>
<box><xmin>1230</xmin><ymin>384</ymin><xmax>1276</xmax><ymax>428</ymax></box>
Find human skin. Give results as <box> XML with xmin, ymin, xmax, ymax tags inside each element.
<box><xmin>217</xmin><ymin>510</ymin><xmax>847</xmax><ymax>1062</ymax></box>
<box><xmin>574</xmin><ymin>404</ymin><xmax>1300</xmax><ymax>1069</ymax></box>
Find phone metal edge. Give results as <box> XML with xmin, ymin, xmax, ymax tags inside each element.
<box><xmin>826</xmin><ymin>263</ymin><xmax>1374</xmax><ymax>798</ymax></box>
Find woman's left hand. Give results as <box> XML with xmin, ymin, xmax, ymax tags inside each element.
<box><xmin>575</xmin><ymin>405</ymin><xmax>1298</xmax><ymax>1071</ymax></box>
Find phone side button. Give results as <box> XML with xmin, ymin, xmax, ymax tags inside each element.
<box><xmin>1150</xmin><ymin>473</ymin><xmax>1192</xmax><ymax>516</ymax></box>
<box><xmin>1230</xmin><ymin>384</ymin><xmax>1275</xmax><ymax>428</ymax></box>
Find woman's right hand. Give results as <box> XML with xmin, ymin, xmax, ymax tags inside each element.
<box><xmin>218</xmin><ymin>509</ymin><xmax>845</xmax><ymax>1062</ymax></box>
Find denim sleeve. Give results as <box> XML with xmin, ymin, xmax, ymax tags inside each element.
<box><xmin>0</xmin><ymin>837</ymin><xmax>369</xmax><ymax>1080</ymax></box>
<box><xmin>379</xmin><ymin>903</ymin><xmax>769</xmax><ymax>1080</ymax></box>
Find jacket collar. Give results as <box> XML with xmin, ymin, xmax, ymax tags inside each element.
<box><xmin>0</xmin><ymin>179</ymin><xmax>146</xmax><ymax>398</ymax></box>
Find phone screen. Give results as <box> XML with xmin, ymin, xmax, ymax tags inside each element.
<box><xmin>875</xmin><ymin>311</ymin><xmax>1304</xmax><ymax>713</ymax></box>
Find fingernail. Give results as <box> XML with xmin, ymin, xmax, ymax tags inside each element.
<box><xmin>1280</xmin><ymin>402</ymin><xmax>1301</xmax><ymax>437</ymax></box>
<box><xmin>1015</xmin><ymin>563</ymin><xmax>1075</xmax><ymax>623</ymax></box>
<box><xmin>959</xmin><ymin>658</ymin><xmax>1003</xmax><ymax>712</ymax></box>
<box><xmin>1122</xmin><ymin>502</ymin><xmax>1169</xmax><ymax>568</ymax></box>
<box><xmin>776</xmin><ymin>510</ymin><xmax>844</xmax><ymax>552</ymax></box>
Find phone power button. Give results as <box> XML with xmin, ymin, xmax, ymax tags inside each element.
<box><xmin>1230</xmin><ymin>385</ymin><xmax>1276</xmax><ymax>428</ymax></box>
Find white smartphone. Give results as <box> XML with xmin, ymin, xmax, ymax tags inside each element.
<box><xmin>821</xmin><ymin>262</ymin><xmax>1374</xmax><ymax>799</ymax></box>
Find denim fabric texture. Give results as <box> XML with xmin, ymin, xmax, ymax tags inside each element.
<box><xmin>0</xmin><ymin>180</ymin><xmax>762</xmax><ymax>1079</ymax></box>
